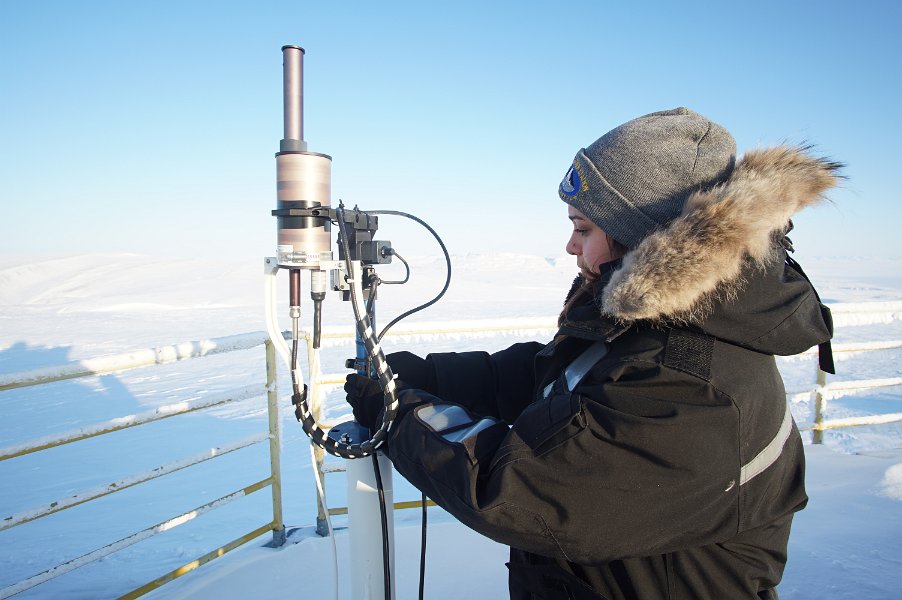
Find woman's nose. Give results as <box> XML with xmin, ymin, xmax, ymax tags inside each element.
<box><xmin>566</xmin><ymin>233</ymin><xmax>579</xmax><ymax>256</ymax></box>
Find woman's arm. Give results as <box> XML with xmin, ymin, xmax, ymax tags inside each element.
<box><xmin>427</xmin><ymin>341</ymin><xmax>545</xmax><ymax>421</ymax></box>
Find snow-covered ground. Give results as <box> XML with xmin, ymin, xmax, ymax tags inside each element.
<box><xmin>1</xmin><ymin>252</ymin><xmax>901</xmax><ymax>599</ymax></box>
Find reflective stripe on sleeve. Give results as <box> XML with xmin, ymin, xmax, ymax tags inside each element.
<box><xmin>417</xmin><ymin>404</ymin><xmax>473</xmax><ymax>431</ymax></box>
<box><xmin>441</xmin><ymin>419</ymin><xmax>499</xmax><ymax>443</ymax></box>
<box><xmin>543</xmin><ymin>341</ymin><xmax>609</xmax><ymax>399</ymax></box>
<box><xmin>415</xmin><ymin>403</ymin><xmax>501</xmax><ymax>443</ymax></box>
<box><xmin>740</xmin><ymin>402</ymin><xmax>793</xmax><ymax>486</ymax></box>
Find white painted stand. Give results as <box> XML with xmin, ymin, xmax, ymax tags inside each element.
<box><xmin>347</xmin><ymin>452</ymin><xmax>396</xmax><ymax>600</ymax></box>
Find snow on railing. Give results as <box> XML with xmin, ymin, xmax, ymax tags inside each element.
<box><xmin>0</xmin><ymin>332</ymin><xmax>270</xmax><ymax>392</ymax></box>
<box><xmin>828</xmin><ymin>301</ymin><xmax>902</xmax><ymax>327</ymax></box>
<box><xmin>307</xmin><ymin>316</ymin><xmax>559</xmax><ymax>348</ymax></box>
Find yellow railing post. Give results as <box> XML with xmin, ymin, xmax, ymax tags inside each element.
<box><xmin>265</xmin><ymin>340</ymin><xmax>286</xmax><ymax>546</ymax></box>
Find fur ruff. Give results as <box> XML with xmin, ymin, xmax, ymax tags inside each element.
<box><xmin>600</xmin><ymin>145</ymin><xmax>842</xmax><ymax>323</ymax></box>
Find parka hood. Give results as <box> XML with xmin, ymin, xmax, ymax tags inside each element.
<box><xmin>584</xmin><ymin>145</ymin><xmax>841</xmax><ymax>356</ymax></box>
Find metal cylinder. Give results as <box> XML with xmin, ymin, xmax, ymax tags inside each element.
<box><xmin>275</xmin><ymin>45</ymin><xmax>331</xmax><ymax>268</ymax></box>
<box><xmin>275</xmin><ymin>152</ymin><xmax>332</xmax><ymax>267</ymax></box>
<box><xmin>282</xmin><ymin>45</ymin><xmax>304</xmax><ymax>143</ymax></box>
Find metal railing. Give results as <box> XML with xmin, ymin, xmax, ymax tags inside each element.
<box><xmin>0</xmin><ymin>333</ymin><xmax>285</xmax><ymax>599</ymax></box>
<box><xmin>2</xmin><ymin>301</ymin><xmax>900</xmax><ymax>596</ymax></box>
<box><xmin>784</xmin><ymin>339</ymin><xmax>902</xmax><ymax>443</ymax></box>
<box><xmin>778</xmin><ymin>298</ymin><xmax>902</xmax><ymax>443</ymax></box>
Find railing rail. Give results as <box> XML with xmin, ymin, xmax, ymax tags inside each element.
<box><xmin>0</xmin><ymin>384</ymin><xmax>262</xmax><ymax>461</ymax></box>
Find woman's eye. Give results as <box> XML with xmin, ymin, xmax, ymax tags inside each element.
<box><xmin>574</xmin><ymin>228</ymin><xmax>588</xmax><ymax>236</ymax></box>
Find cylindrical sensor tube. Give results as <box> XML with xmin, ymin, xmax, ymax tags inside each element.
<box><xmin>275</xmin><ymin>151</ymin><xmax>332</xmax><ymax>267</ymax></box>
<box><xmin>282</xmin><ymin>45</ymin><xmax>304</xmax><ymax>144</ymax></box>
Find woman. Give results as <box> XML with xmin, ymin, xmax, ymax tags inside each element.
<box><xmin>346</xmin><ymin>107</ymin><xmax>839</xmax><ymax>599</ymax></box>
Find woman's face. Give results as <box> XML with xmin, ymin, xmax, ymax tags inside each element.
<box><xmin>565</xmin><ymin>206</ymin><xmax>625</xmax><ymax>274</ymax></box>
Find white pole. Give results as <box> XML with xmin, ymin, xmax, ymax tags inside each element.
<box><xmin>347</xmin><ymin>453</ymin><xmax>395</xmax><ymax>600</ymax></box>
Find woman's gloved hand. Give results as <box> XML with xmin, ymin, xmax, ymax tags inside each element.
<box><xmin>344</xmin><ymin>351</ymin><xmax>434</xmax><ymax>431</ymax></box>
<box><xmin>386</xmin><ymin>351</ymin><xmax>437</xmax><ymax>393</ymax></box>
<box><xmin>344</xmin><ymin>373</ymin><xmax>386</xmax><ymax>430</ymax></box>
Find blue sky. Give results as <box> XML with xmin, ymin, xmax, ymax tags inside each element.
<box><xmin>1</xmin><ymin>1</ymin><xmax>900</xmax><ymax>262</ymax></box>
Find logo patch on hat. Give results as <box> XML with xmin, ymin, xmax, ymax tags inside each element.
<box><xmin>560</xmin><ymin>164</ymin><xmax>581</xmax><ymax>197</ymax></box>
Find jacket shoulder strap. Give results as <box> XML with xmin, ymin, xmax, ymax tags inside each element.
<box><xmin>543</xmin><ymin>341</ymin><xmax>609</xmax><ymax>398</ymax></box>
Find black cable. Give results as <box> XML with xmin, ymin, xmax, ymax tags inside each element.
<box><xmin>366</xmin><ymin>278</ymin><xmax>378</xmax><ymax>319</ymax></box>
<box><xmin>313</xmin><ymin>299</ymin><xmax>323</xmax><ymax>349</ymax></box>
<box><xmin>379</xmin><ymin>249</ymin><xmax>411</xmax><ymax>285</ymax></box>
<box><xmin>335</xmin><ymin>204</ymin><xmax>367</xmax><ymax>327</ymax></box>
<box><xmin>290</xmin><ymin>337</ymin><xmax>301</xmax><ymax>396</ymax></box>
<box><xmin>419</xmin><ymin>491</ymin><xmax>427</xmax><ymax>600</ymax></box>
<box><xmin>373</xmin><ymin>454</ymin><xmax>392</xmax><ymax>600</ymax></box>
<box><xmin>367</xmin><ymin>210</ymin><xmax>452</xmax><ymax>342</ymax></box>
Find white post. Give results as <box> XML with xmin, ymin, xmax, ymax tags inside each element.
<box><xmin>347</xmin><ymin>453</ymin><xmax>395</xmax><ymax>600</ymax></box>
<box><xmin>813</xmin><ymin>364</ymin><xmax>828</xmax><ymax>445</ymax></box>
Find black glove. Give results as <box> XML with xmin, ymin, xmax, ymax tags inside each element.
<box><xmin>386</xmin><ymin>351</ymin><xmax>437</xmax><ymax>393</ymax></box>
<box><xmin>344</xmin><ymin>373</ymin><xmax>386</xmax><ymax>430</ymax></box>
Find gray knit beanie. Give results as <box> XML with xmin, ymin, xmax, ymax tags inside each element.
<box><xmin>558</xmin><ymin>107</ymin><xmax>736</xmax><ymax>248</ymax></box>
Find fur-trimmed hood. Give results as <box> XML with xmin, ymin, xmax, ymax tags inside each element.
<box><xmin>579</xmin><ymin>145</ymin><xmax>841</xmax><ymax>356</ymax></box>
